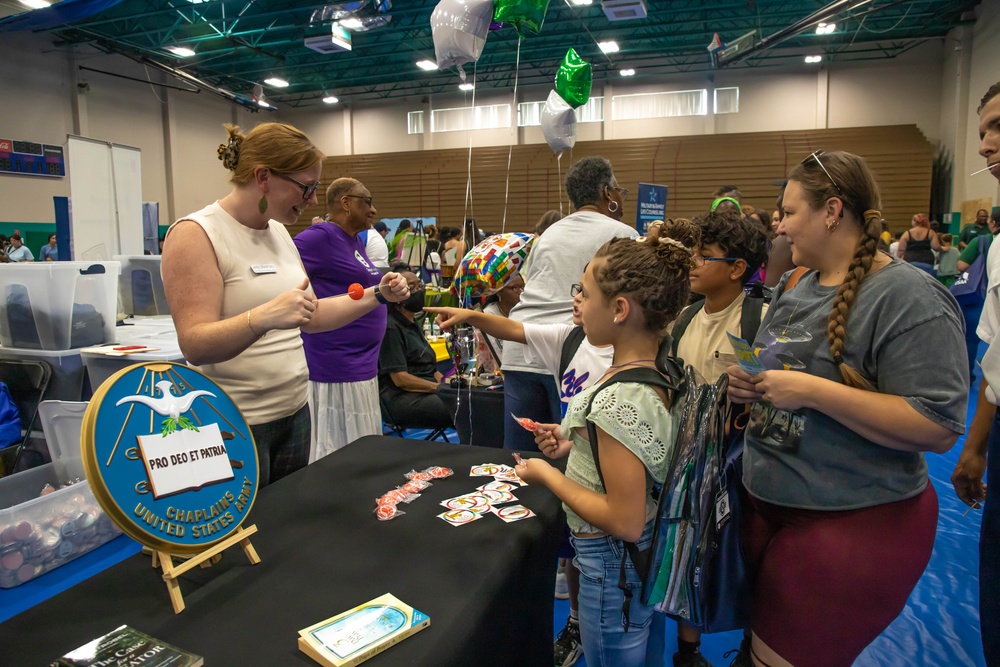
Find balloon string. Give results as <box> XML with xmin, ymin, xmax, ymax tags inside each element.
<box><xmin>557</xmin><ymin>152</ymin><xmax>564</xmax><ymax>215</ymax></box>
<box><xmin>501</xmin><ymin>37</ymin><xmax>521</xmax><ymax>234</ymax></box>
<box><xmin>464</xmin><ymin>62</ymin><xmax>477</xmax><ymax>229</ymax></box>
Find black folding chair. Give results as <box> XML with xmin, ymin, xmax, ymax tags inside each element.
<box><xmin>379</xmin><ymin>394</ymin><xmax>450</xmax><ymax>443</ymax></box>
<box><xmin>0</xmin><ymin>359</ymin><xmax>52</xmax><ymax>475</ymax></box>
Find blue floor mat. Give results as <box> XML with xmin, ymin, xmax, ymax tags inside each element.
<box><xmin>554</xmin><ymin>350</ymin><xmax>989</xmax><ymax>666</ymax></box>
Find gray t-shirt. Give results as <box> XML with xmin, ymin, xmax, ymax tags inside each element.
<box><xmin>502</xmin><ymin>210</ymin><xmax>638</xmax><ymax>373</ymax></box>
<box><xmin>744</xmin><ymin>259</ymin><xmax>968</xmax><ymax>510</ymax></box>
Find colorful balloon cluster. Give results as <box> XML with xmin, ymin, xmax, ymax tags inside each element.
<box><xmin>451</xmin><ymin>232</ymin><xmax>536</xmax><ymax>298</ymax></box>
<box><xmin>430</xmin><ymin>0</ymin><xmax>552</xmax><ymax>76</ymax></box>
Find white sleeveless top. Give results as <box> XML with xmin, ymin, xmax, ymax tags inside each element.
<box><xmin>170</xmin><ymin>201</ymin><xmax>309</xmax><ymax>425</ymax></box>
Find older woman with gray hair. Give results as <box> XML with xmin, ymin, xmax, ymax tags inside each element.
<box><xmin>501</xmin><ymin>155</ymin><xmax>638</xmax><ymax>450</ymax></box>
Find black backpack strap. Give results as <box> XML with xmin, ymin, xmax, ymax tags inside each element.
<box><xmin>670</xmin><ymin>302</ymin><xmax>704</xmax><ymax>356</ymax></box>
<box><xmin>558</xmin><ymin>325</ymin><xmax>588</xmax><ymax>380</ymax></box>
<box><xmin>583</xmin><ymin>367</ymin><xmax>680</xmax><ymax>632</ymax></box>
<box><xmin>739</xmin><ymin>296</ymin><xmax>765</xmax><ymax>346</ymax></box>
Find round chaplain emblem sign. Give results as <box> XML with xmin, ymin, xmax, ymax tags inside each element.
<box><xmin>82</xmin><ymin>362</ymin><xmax>259</xmax><ymax>554</ymax></box>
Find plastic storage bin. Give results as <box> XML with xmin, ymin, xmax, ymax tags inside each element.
<box><xmin>114</xmin><ymin>255</ymin><xmax>169</xmax><ymax>317</ymax></box>
<box><xmin>0</xmin><ymin>347</ymin><xmax>86</xmax><ymax>402</ymax></box>
<box><xmin>0</xmin><ymin>261</ymin><xmax>120</xmax><ymax>350</ymax></box>
<box><xmin>0</xmin><ymin>401</ymin><xmax>121</xmax><ymax>587</ymax></box>
<box><xmin>82</xmin><ymin>326</ymin><xmax>185</xmax><ymax>392</ymax></box>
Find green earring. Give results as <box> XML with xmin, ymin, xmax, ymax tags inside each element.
<box><xmin>258</xmin><ymin>194</ymin><xmax>268</xmax><ymax>215</ymax></box>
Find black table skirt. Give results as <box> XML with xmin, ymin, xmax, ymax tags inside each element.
<box><xmin>1</xmin><ymin>437</ymin><xmax>564</xmax><ymax>666</ymax></box>
<box><xmin>437</xmin><ymin>383</ymin><xmax>506</xmax><ymax>448</ymax></box>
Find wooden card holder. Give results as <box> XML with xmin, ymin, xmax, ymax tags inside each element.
<box><xmin>151</xmin><ymin>523</ymin><xmax>261</xmax><ymax>613</ymax></box>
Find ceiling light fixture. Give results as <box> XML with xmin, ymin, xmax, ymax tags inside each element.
<box><xmin>564</xmin><ymin>0</ymin><xmax>593</xmax><ymax>5</ymax></box>
<box><xmin>815</xmin><ymin>22</ymin><xmax>836</xmax><ymax>34</ymax></box>
<box><xmin>598</xmin><ymin>41</ymin><xmax>620</xmax><ymax>54</ymax></box>
<box><xmin>18</xmin><ymin>0</ymin><xmax>50</xmax><ymax>8</ymax></box>
<box><xmin>459</xmin><ymin>83</ymin><xmax>474</xmax><ymax>91</ymax></box>
<box><xmin>416</xmin><ymin>60</ymin><xmax>439</xmax><ymax>71</ymax></box>
<box><xmin>166</xmin><ymin>46</ymin><xmax>196</xmax><ymax>58</ymax></box>
<box><xmin>323</xmin><ymin>95</ymin><xmax>339</xmax><ymax>104</ymax></box>
<box><xmin>804</xmin><ymin>55</ymin><xmax>823</xmax><ymax>63</ymax></box>
<box><xmin>620</xmin><ymin>68</ymin><xmax>635</xmax><ymax>76</ymax></box>
<box><xmin>264</xmin><ymin>77</ymin><xmax>290</xmax><ymax>88</ymax></box>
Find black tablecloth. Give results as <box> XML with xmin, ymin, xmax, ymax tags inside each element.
<box><xmin>1</xmin><ymin>437</ymin><xmax>564</xmax><ymax>666</ymax></box>
<box><xmin>438</xmin><ymin>383</ymin><xmax>506</xmax><ymax>448</ymax></box>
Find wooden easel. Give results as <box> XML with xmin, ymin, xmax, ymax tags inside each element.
<box><xmin>150</xmin><ymin>523</ymin><xmax>261</xmax><ymax>613</ymax></box>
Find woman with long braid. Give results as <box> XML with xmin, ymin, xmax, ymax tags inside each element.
<box><xmin>726</xmin><ymin>151</ymin><xmax>968</xmax><ymax>667</ymax></box>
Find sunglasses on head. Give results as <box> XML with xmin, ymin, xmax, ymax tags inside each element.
<box><xmin>802</xmin><ymin>150</ymin><xmax>843</xmax><ymax>196</ymax></box>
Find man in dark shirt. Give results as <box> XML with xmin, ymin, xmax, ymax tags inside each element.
<box><xmin>958</xmin><ymin>208</ymin><xmax>991</xmax><ymax>250</ymax></box>
<box><xmin>378</xmin><ymin>269</ymin><xmax>453</xmax><ymax>429</ymax></box>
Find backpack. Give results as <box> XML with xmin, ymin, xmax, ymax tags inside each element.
<box><xmin>0</xmin><ymin>382</ymin><xmax>20</xmax><ymax>449</ymax></box>
<box><xmin>950</xmin><ymin>234</ymin><xmax>991</xmax><ymax>305</ymax></box>
<box><xmin>585</xmin><ymin>363</ymin><xmax>751</xmax><ymax>633</ymax></box>
<box><xmin>558</xmin><ymin>325</ymin><xmax>588</xmax><ymax>380</ymax></box>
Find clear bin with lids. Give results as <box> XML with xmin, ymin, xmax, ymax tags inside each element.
<box><xmin>0</xmin><ymin>401</ymin><xmax>122</xmax><ymax>588</ymax></box>
<box><xmin>113</xmin><ymin>255</ymin><xmax>169</xmax><ymax>317</ymax></box>
<box><xmin>0</xmin><ymin>261</ymin><xmax>120</xmax><ymax>350</ymax></box>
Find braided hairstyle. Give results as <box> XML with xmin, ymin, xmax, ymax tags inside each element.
<box><xmin>591</xmin><ymin>217</ymin><xmax>699</xmax><ymax>334</ymax></box>
<box><xmin>217</xmin><ymin>122</ymin><xmax>323</xmax><ymax>186</ymax></box>
<box><xmin>787</xmin><ymin>150</ymin><xmax>882</xmax><ymax>391</ymax></box>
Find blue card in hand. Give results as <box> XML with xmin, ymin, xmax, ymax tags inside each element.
<box><xmin>726</xmin><ymin>331</ymin><xmax>766</xmax><ymax>376</ymax></box>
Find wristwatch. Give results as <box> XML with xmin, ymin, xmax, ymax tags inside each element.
<box><xmin>373</xmin><ymin>285</ymin><xmax>390</xmax><ymax>305</ymax></box>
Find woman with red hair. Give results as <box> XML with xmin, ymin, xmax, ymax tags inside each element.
<box><xmin>896</xmin><ymin>213</ymin><xmax>940</xmax><ymax>275</ymax></box>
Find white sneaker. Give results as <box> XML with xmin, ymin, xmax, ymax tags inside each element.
<box><xmin>554</xmin><ymin>571</ymin><xmax>569</xmax><ymax>599</ymax></box>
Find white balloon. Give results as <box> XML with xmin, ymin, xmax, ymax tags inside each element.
<box><xmin>541</xmin><ymin>89</ymin><xmax>577</xmax><ymax>155</ymax></box>
<box><xmin>431</xmin><ymin>0</ymin><xmax>493</xmax><ymax>72</ymax></box>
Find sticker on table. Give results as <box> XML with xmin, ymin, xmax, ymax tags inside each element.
<box><xmin>479</xmin><ymin>489</ymin><xmax>517</xmax><ymax>505</ymax></box>
<box><xmin>493</xmin><ymin>469</ymin><xmax>526</xmax><ymax>485</ymax></box>
<box><xmin>438</xmin><ymin>509</ymin><xmax>484</xmax><ymax>526</ymax></box>
<box><xmin>471</xmin><ymin>464</ymin><xmax>503</xmax><ymax>477</ymax></box>
<box><xmin>440</xmin><ymin>493</ymin><xmax>491</xmax><ymax>512</ymax></box>
<box><xmin>478</xmin><ymin>481</ymin><xmax>517</xmax><ymax>493</ymax></box>
<box><xmin>492</xmin><ymin>505</ymin><xmax>536</xmax><ymax>523</ymax></box>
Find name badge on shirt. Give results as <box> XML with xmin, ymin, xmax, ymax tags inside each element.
<box><xmin>250</xmin><ymin>264</ymin><xmax>277</xmax><ymax>275</ymax></box>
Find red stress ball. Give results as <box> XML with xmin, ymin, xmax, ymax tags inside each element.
<box><xmin>348</xmin><ymin>283</ymin><xmax>365</xmax><ymax>300</ymax></box>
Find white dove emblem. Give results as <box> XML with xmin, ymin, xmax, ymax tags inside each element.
<box><xmin>116</xmin><ymin>381</ymin><xmax>216</xmax><ymax>420</ymax></box>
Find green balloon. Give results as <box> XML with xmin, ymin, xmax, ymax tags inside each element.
<box><xmin>493</xmin><ymin>0</ymin><xmax>551</xmax><ymax>38</ymax></box>
<box><xmin>555</xmin><ymin>48</ymin><xmax>592</xmax><ymax>109</ymax></box>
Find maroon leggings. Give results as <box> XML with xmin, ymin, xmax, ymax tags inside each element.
<box><xmin>742</xmin><ymin>483</ymin><xmax>937</xmax><ymax>667</ymax></box>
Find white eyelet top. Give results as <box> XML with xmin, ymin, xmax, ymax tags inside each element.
<box><xmin>561</xmin><ymin>381</ymin><xmax>678</xmax><ymax>535</ymax></box>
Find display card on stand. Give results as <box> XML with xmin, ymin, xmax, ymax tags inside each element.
<box><xmin>81</xmin><ymin>362</ymin><xmax>261</xmax><ymax>613</ymax></box>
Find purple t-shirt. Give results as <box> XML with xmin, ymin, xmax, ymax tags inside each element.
<box><xmin>295</xmin><ymin>222</ymin><xmax>385</xmax><ymax>383</ymax></box>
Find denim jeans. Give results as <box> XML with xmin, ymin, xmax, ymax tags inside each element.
<box><xmin>570</xmin><ymin>520</ymin><xmax>666</xmax><ymax>667</ymax></box>
<box><xmin>249</xmin><ymin>403</ymin><xmax>311</xmax><ymax>487</ymax></box>
<box><xmin>981</xmin><ymin>412</ymin><xmax>1000</xmax><ymax>666</ymax></box>
<box><xmin>502</xmin><ymin>370</ymin><xmax>561</xmax><ymax>450</ymax></box>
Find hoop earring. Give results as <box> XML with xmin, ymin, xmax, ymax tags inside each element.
<box><xmin>258</xmin><ymin>195</ymin><xmax>268</xmax><ymax>215</ymax></box>
<box><xmin>827</xmin><ymin>220</ymin><xmax>839</xmax><ymax>235</ymax></box>
<box><xmin>613</xmin><ymin>317</ymin><xmax>619</xmax><ymax>324</ymax></box>
<box><xmin>608</xmin><ymin>200</ymin><xmax>620</xmax><ymax>213</ymax></box>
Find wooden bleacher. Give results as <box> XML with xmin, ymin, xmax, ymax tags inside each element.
<box><xmin>295</xmin><ymin>125</ymin><xmax>932</xmax><ymax>236</ymax></box>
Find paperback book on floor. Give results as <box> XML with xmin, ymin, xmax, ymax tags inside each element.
<box><xmin>298</xmin><ymin>593</ymin><xmax>430</xmax><ymax>667</ymax></box>
<box><xmin>50</xmin><ymin>625</ymin><xmax>203</xmax><ymax>667</ymax></box>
